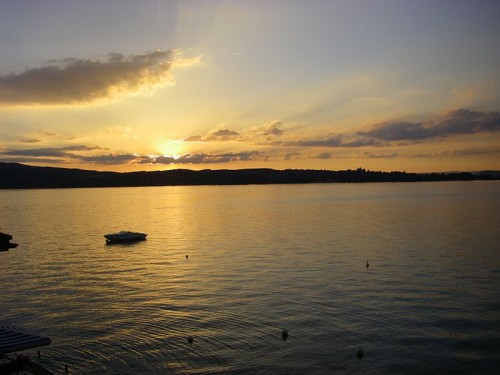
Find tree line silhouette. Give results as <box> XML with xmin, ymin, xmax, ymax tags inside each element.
<box><xmin>0</xmin><ymin>162</ymin><xmax>497</xmax><ymax>189</ymax></box>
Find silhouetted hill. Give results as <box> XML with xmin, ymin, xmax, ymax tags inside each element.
<box><xmin>472</xmin><ymin>170</ymin><xmax>500</xmax><ymax>178</ymax></box>
<box><xmin>0</xmin><ymin>162</ymin><xmax>497</xmax><ymax>189</ymax></box>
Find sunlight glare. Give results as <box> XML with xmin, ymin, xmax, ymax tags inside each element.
<box><xmin>158</xmin><ymin>140</ymin><xmax>185</xmax><ymax>159</ymax></box>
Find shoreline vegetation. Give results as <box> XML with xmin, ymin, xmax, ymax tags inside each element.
<box><xmin>0</xmin><ymin>162</ymin><xmax>498</xmax><ymax>189</ymax></box>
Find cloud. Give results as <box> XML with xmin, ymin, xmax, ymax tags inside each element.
<box><xmin>177</xmin><ymin>109</ymin><xmax>497</xmax><ymax>155</ymax></box>
<box><xmin>76</xmin><ymin>153</ymin><xmax>139</xmax><ymax>164</ymax></box>
<box><xmin>429</xmin><ymin>109</ymin><xmax>500</xmax><ymax>134</ymax></box>
<box><xmin>149</xmin><ymin>151</ymin><xmax>260</xmax><ymax>165</ymax></box>
<box><xmin>449</xmin><ymin>145</ymin><xmax>500</xmax><ymax>157</ymax></box>
<box><xmin>342</xmin><ymin>138</ymin><xmax>380</xmax><ymax>147</ymax></box>
<box><xmin>311</xmin><ymin>150</ymin><xmax>401</xmax><ymax>160</ymax></box>
<box><xmin>408</xmin><ymin>145</ymin><xmax>500</xmax><ymax>159</ymax></box>
<box><xmin>363</xmin><ymin>152</ymin><xmax>400</xmax><ymax>159</ymax></box>
<box><xmin>263</xmin><ymin>122</ymin><xmax>283</xmax><ymax>136</ymax></box>
<box><xmin>313</xmin><ymin>152</ymin><xmax>334</xmax><ymax>159</ymax></box>
<box><xmin>361</xmin><ymin>145</ymin><xmax>500</xmax><ymax>160</ymax></box>
<box><xmin>0</xmin><ymin>143</ymin><xmax>265</xmax><ymax>166</ymax></box>
<box><xmin>0</xmin><ymin>156</ymin><xmax>67</xmax><ymax>164</ymax></box>
<box><xmin>358</xmin><ymin>121</ymin><xmax>429</xmax><ymax>141</ymax></box>
<box><xmin>20</xmin><ymin>139</ymin><xmax>42</xmax><ymax>143</ymax></box>
<box><xmin>276</xmin><ymin>134</ymin><xmax>379</xmax><ymax>148</ymax></box>
<box><xmin>3</xmin><ymin>145</ymin><xmax>103</xmax><ymax>157</ymax></box>
<box><xmin>358</xmin><ymin>109</ymin><xmax>500</xmax><ymax>141</ymax></box>
<box><xmin>181</xmin><ymin>122</ymin><xmax>286</xmax><ymax>145</ymax></box>
<box><xmin>182</xmin><ymin>129</ymin><xmax>241</xmax><ymax>143</ymax></box>
<box><xmin>247</xmin><ymin>121</ymin><xmax>285</xmax><ymax>142</ymax></box>
<box><xmin>206</xmin><ymin>129</ymin><xmax>241</xmax><ymax>141</ymax></box>
<box><xmin>182</xmin><ymin>135</ymin><xmax>203</xmax><ymax>142</ymax></box>
<box><xmin>0</xmin><ymin>50</ymin><xmax>200</xmax><ymax>106</ymax></box>
<box><xmin>0</xmin><ymin>144</ymin><xmax>107</xmax><ymax>164</ymax></box>
<box><xmin>285</xmin><ymin>135</ymin><xmax>343</xmax><ymax>147</ymax></box>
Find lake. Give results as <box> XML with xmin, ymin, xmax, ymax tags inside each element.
<box><xmin>1</xmin><ymin>181</ymin><xmax>499</xmax><ymax>374</ymax></box>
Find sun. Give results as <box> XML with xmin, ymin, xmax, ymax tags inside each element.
<box><xmin>157</xmin><ymin>140</ymin><xmax>185</xmax><ymax>158</ymax></box>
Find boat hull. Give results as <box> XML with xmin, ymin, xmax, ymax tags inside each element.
<box><xmin>104</xmin><ymin>231</ymin><xmax>147</xmax><ymax>243</ymax></box>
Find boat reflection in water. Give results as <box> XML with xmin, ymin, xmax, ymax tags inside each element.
<box><xmin>104</xmin><ymin>231</ymin><xmax>147</xmax><ymax>244</ymax></box>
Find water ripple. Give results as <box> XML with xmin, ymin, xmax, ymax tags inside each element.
<box><xmin>1</xmin><ymin>183</ymin><xmax>499</xmax><ymax>373</ymax></box>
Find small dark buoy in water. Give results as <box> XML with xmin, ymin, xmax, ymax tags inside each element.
<box><xmin>356</xmin><ymin>346</ymin><xmax>364</xmax><ymax>360</ymax></box>
<box><xmin>186</xmin><ymin>255</ymin><xmax>188</xmax><ymax>259</ymax></box>
<box><xmin>366</xmin><ymin>261</ymin><xmax>369</xmax><ymax>269</ymax></box>
<box><xmin>188</xmin><ymin>335</ymin><xmax>194</xmax><ymax>343</ymax></box>
<box><xmin>281</xmin><ymin>329</ymin><xmax>288</xmax><ymax>340</ymax></box>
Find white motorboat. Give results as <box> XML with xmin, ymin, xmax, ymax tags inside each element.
<box><xmin>104</xmin><ymin>231</ymin><xmax>147</xmax><ymax>243</ymax></box>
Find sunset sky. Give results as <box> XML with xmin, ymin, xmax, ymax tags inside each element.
<box><xmin>1</xmin><ymin>0</ymin><xmax>499</xmax><ymax>172</ymax></box>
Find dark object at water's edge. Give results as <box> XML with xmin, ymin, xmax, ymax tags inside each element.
<box><xmin>0</xmin><ymin>354</ymin><xmax>54</xmax><ymax>375</ymax></box>
<box><xmin>0</xmin><ymin>243</ymin><xmax>18</xmax><ymax>251</ymax></box>
<box><xmin>0</xmin><ymin>162</ymin><xmax>498</xmax><ymax>189</ymax></box>
<box><xmin>0</xmin><ymin>231</ymin><xmax>18</xmax><ymax>251</ymax></box>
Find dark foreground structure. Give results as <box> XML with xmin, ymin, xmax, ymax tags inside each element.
<box><xmin>0</xmin><ymin>325</ymin><xmax>53</xmax><ymax>375</ymax></box>
<box><xmin>0</xmin><ymin>162</ymin><xmax>498</xmax><ymax>189</ymax></box>
<box><xmin>0</xmin><ymin>231</ymin><xmax>18</xmax><ymax>252</ymax></box>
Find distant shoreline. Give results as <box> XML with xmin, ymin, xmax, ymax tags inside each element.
<box><xmin>0</xmin><ymin>162</ymin><xmax>498</xmax><ymax>190</ymax></box>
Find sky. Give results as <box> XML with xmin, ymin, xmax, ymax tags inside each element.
<box><xmin>0</xmin><ymin>0</ymin><xmax>499</xmax><ymax>173</ymax></box>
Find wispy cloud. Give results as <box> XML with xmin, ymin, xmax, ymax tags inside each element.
<box><xmin>3</xmin><ymin>145</ymin><xmax>104</xmax><ymax>157</ymax></box>
<box><xmin>181</xmin><ymin>122</ymin><xmax>285</xmax><ymax>144</ymax></box>
<box><xmin>408</xmin><ymin>145</ymin><xmax>500</xmax><ymax>159</ymax></box>
<box><xmin>449</xmin><ymin>145</ymin><xmax>500</xmax><ymax>157</ymax></box>
<box><xmin>182</xmin><ymin>135</ymin><xmax>203</xmax><ymax>142</ymax></box>
<box><xmin>275</xmin><ymin>135</ymin><xmax>380</xmax><ymax>148</ymax></box>
<box><xmin>206</xmin><ymin>129</ymin><xmax>241</xmax><ymax>142</ymax></box>
<box><xmin>0</xmin><ymin>50</ymin><xmax>201</xmax><ymax>106</ymax></box>
<box><xmin>0</xmin><ymin>143</ymin><xmax>264</xmax><ymax>166</ymax></box>
<box><xmin>147</xmin><ymin>151</ymin><xmax>261</xmax><ymax>165</ymax></box>
<box><xmin>358</xmin><ymin>109</ymin><xmax>500</xmax><ymax>142</ymax></box>
<box><xmin>77</xmin><ymin>153</ymin><xmax>139</xmax><ymax>165</ymax></box>
<box><xmin>251</xmin><ymin>121</ymin><xmax>284</xmax><ymax>140</ymax></box>
<box><xmin>311</xmin><ymin>151</ymin><xmax>400</xmax><ymax>160</ymax></box>
<box><xmin>177</xmin><ymin>109</ymin><xmax>499</xmax><ymax>153</ymax></box>
<box><xmin>0</xmin><ymin>156</ymin><xmax>68</xmax><ymax>164</ymax></box>
<box><xmin>180</xmin><ymin>122</ymin><xmax>380</xmax><ymax>149</ymax></box>
<box><xmin>2</xmin><ymin>109</ymin><xmax>498</xmax><ymax>168</ymax></box>
<box><xmin>182</xmin><ymin>129</ymin><xmax>241</xmax><ymax>143</ymax></box>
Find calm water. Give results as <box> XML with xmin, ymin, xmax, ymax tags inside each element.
<box><xmin>1</xmin><ymin>182</ymin><xmax>499</xmax><ymax>374</ymax></box>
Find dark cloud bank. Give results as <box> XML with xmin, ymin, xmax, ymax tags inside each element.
<box><xmin>358</xmin><ymin>109</ymin><xmax>500</xmax><ymax>142</ymax></box>
<box><xmin>0</xmin><ymin>50</ymin><xmax>175</xmax><ymax>105</ymax></box>
<box><xmin>0</xmin><ymin>144</ymin><xmax>261</xmax><ymax>166</ymax></box>
<box><xmin>1</xmin><ymin>109</ymin><xmax>499</xmax><ymax>167</ymax></box>
<box><xmin>269</xmin><ymin>109</ymin><xmax>499</xmax><ymax>148</ymax></box>
<box><xmin>184</xmin><ymin>109</ymin><xmax>500</xmax><ymax>150</ymax></box>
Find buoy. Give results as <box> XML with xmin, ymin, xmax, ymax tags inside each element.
<box><xmin>188</xmin><ymin>335</ymin><xmax>194</xmax><ymax>343</ymax></box>
<box><xmin>186</xmin><ymin>255</ymin><xmax>188</xmax><ymax>259</ymax></box>
<box><xmin>281</xmin><ymin>329</ymin><xmax>288</xmax><ymax>340</ymax></box>
<box><xmin>366</xmin><ymin>261</ymin><xmax>369</xmax><ymax>269</ymax></box>
<box><xmin>356</xmin><ymin>346</ymin><xmax>364</xmax><ymax>360</ymax></box>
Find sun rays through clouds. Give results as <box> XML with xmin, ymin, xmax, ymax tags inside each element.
<box><xmin>1</xmin><ymin>1</ymin><xmax>499</xmax><ymax>172</ymax></box>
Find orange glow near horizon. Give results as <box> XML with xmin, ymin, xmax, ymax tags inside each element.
<box><xmin>0</xmin><ymin>2</ymin><xmax>499</xmax><ymax>173</ymax></box>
